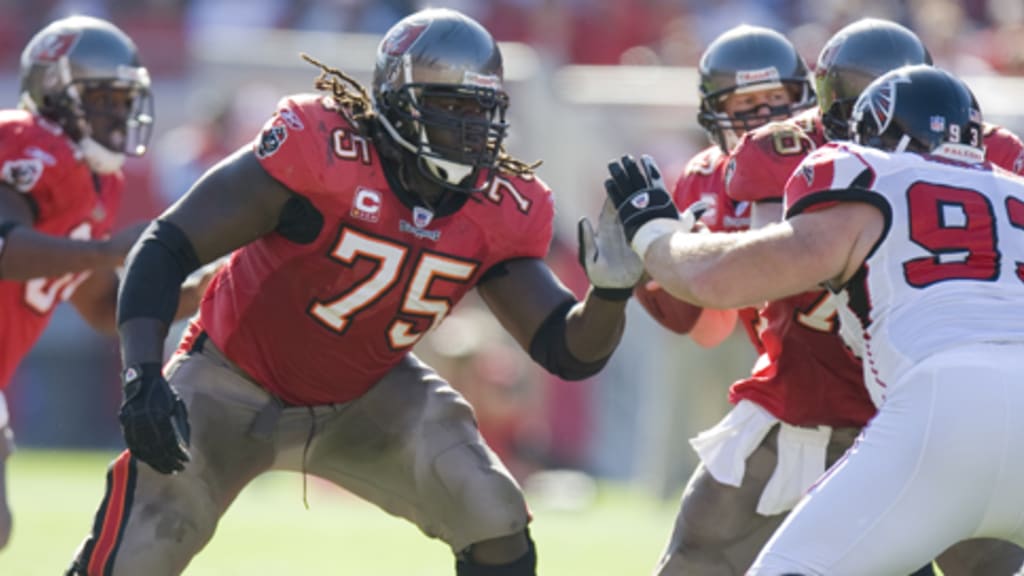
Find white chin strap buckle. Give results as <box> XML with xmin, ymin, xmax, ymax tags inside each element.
<box><xmin>425</xmin><ymin>156</ymin><xmax>472</xmax><ymax>186</ymax></box>
<box><xmin>80</xmin><ymin>138</ymin><xmax>126</xmax><ymax>174</ymax></box>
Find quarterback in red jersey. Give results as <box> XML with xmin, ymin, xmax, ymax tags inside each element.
<box><xmin>634</xmin><ymin>24</ymin><xmax>815</xmax><ymax>348</ymax></box>
<box><xmin>631</xmin><ymin>25</ymin><xmax>821</xmax><ymax>575</ymax></box>
<box><xmin>0</xmin><ymin>16</ymin><xmax>208</xmax><ymax>552</ymax></box>
<box><xmin>67</xmin><ymin>9</ymin><xmax>639</xmax><ymax>576</ymax></box>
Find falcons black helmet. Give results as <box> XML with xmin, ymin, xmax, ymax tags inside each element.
<box><xmin>851</xmin><ymin>65</ymin><xmax>984</xmax><ymax>163</ymax></box>
<box><xmin>816</xmin><ymin>18</ymin><xmax>932</xmax><ymax>141</ymax></box>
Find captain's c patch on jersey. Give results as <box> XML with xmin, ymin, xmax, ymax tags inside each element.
<box><xmin>351</xmin><ymin>187</ymin><xmax>382</xmax><ymax>223</ymax></box>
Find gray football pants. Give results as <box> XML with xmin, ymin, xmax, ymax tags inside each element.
<box><xmin>69</xmin><ymin>337</ymin><xmax>529</xmax><ymax>576</ymax></box>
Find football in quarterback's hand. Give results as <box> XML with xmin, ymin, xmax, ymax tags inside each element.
<box><xmin>634</xmin><ymin>280</ymin><xmax>703</xmax><ymax>334</ymax></box>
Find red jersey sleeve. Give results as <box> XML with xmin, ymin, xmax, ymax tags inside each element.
<box><xmin>982</xmin><ymin>123</ymin><xmax>1024</xmax><ymax>176</ymax></box>
<box><xmin>252</xmin><ymin>94</ymin><xmax>343</xmax><ymax>197</ymax></box>
<box><xmin>727</xmin><ymin>121</ymin><xmax>816</xmax><ymax>203</ymax></box>
<box><xmin>0</xmin><ymin>111</ymin><xmax>83</xmax><ymax>222</ymax></box>
<box><xmin>673</xmin><ymin>147</ymin><xmax>720</xmax><ymax>208</ymax></box>
<box><xmin>484</xmin><ymin>173</ymin><xmax>555</xmax><ymax>261</ymax></box>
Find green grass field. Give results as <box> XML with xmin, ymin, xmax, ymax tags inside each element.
<box><xmin>0</xmin><ymin>450</ymin><xmax>678</xmax><ymax>575</ymax></box>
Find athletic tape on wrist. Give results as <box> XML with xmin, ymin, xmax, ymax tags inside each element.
<box><xmin>0</xmin><ymin>391</ymin><xmax>8</xmax><ymax>429</ymax></box>
<box><xmin>630</xmin><ymin>218</ymin><xmax>681</xmax><ymax>260</ymax></box>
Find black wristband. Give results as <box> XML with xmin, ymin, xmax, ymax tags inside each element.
<box><xmin>591</xmin><ymin>286</ymin><xmax>633</xmax><ymax>301</ymax></box>
<box><xmin>528</xmin><ymin>300</ymin><xmax>613</xmax><ymax>380</ymax></box>
<box><xmin>121</xmin><ymin>362</ymin><xmax>164</xmax><ymax>387</ymax></box>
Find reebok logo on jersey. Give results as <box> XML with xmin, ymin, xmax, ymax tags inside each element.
<box><xmin>352</xmin><ymin>188</ymin><xmax>381</xmax><ymax>223</ymax></box>
<box><xmin>801</xmin><ymin>164</ymin><xmax>814</xmax><ymax>186</ymax></box>
<box><xmin>25</xmin><ymin>146</ymin><xmax>56</xmax><ymax>166</ymax></box>
<box><xmin>279</xmin><ymin>108</ymin><xmax>305</xmax><ymax>131</ymax></box>
<box><xmin>399</xmin><ymin>206</ymin><xmax>440</xmax><ymax>241</ymax></box>
<box><xmin>256</xmin><ymin>125</ymin><xmax>287</xmax><ymax>158</ymax></box>
<box><xmin>399</xmin><ymin>220</ymin><xmax>440</xmax><ymax>241</ymax></box>
<box><xmin>725</xmin><ymin>158</ymin><xmax>737</xmax><ymax>188</ymax></box>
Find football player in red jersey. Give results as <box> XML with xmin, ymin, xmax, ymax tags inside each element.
<box><xmin>634</xmin><ymin>25</ymin><xmax>815</xmax><ymax>348</ymax></box>
<box><xmin>610</xmin><ymin>64</ymin><xmax>1024</xmax><ymax>576</ymax></box>
<box><xmin>0</xmin><ymin>16</ymin><xmax>208</xmax><ymax>552</ymax></box>
<box><xmin>66</xmin><ymin>9</ymin><xmax>642</xmax><ymax>576</ymax></box>
<box><xmin>631</xmin><ymin>25</ymin><xmax>822</xmax><ymax>575</ymax></box>
<box><xmin>649</xmin><ymin>18</ymin><xmax>1024</xmax><ymax>576</ymax></box>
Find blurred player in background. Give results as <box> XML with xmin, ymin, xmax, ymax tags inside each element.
<box><xmin>645</xmin><ymin>18</ymin><xmax>1024</xmax><ymax>575</ymax></box>
<box><xmin>608</xmin><ymin>63</ymin><xmax>1024</xmax><ymax>576</ymax></box>
<box><xmin>0</xmin><ymin>16</ymin><xmax>209</xmax><ymax>552</ymax></box>
<box><xmin>66</xmin><ymin>8</ymin><xmax>643</xmax><ymax>576</ymax></box>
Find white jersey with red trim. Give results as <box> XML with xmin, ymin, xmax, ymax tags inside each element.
<box><xmin>785</xmin><ymin>142</ymin><xmax>1024</xmax><ymax>406</ymax></box>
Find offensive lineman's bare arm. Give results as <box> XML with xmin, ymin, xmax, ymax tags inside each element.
<box><xmin>478</xmin><ymin>259</ymin><xmax>628</xmax><ymax>367</ymax></box>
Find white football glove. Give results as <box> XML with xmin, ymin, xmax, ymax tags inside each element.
<box><xmin>578</xmin><ymin>197</ymin><xmax>646</xmax><ymax>300</ymax></box>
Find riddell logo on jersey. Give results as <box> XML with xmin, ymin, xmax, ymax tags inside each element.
<box><xmin>352</xmin><ymin>188</ymin><xmax>381</xmax><ymax>223</ymax></box>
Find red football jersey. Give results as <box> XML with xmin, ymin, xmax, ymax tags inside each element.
<box><xmin>675</xmin><ymin>146</ymin><xmax>751</xmax><ymax>232</ymax></box>
<box><xmin>181</xmin><ymin>95</ymin><xmax>555</xmax><ymax>406</ymax></box>
<box><xmin>727</xmin><ymin>110</ymin><xmax>826</xmax><ymax>204</ymax></box>
<box><xmin>725</xmin><ymin>111</ymin><xmax>874</xmax><ymax>427</ymax></box>
<box><xmin>0</xmin><ymin>110</ymin><xmax>123</xmax><ymax>389</ymax></box>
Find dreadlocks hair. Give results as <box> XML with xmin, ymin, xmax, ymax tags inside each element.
<box><xmin>302</xmin><ymin>52</ymin><xmax>375</xmax><ymax>132</ymax></box>
<box><xmin>301</xmin><ymin>53</ymin><xmax>541</xmax><ymax>179</ymax></box>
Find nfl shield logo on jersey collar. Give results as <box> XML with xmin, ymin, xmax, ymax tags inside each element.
<box><xmin>399</xmin><ymin>205</ymin><xmax>441</xmax><ymax>241</ymax></box>
<box><xmin>412</xmin><ymin>206</ymin><xmax>434</xmax><ymax>228</ymax></box>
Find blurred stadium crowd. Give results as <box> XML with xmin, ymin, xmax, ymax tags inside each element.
<box><xmin>1</xmin><ymin>0</ymin><xmax>1022</xmax><ymax>72</ymax></box>
<box><xmin>4</xmin><ymin>0</ymin><xmax>1024</xmax><ymax>495</ymax></box>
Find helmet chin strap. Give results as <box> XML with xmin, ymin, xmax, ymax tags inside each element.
<box><xmin>378</xmin><ymin>110</ymin><xmax>476</xmax><ymax>188</ymax></box>
<box><xmin>79</xmin><ymin>137</ymin><xmax>125</xmax><ymax>174</ymax></box>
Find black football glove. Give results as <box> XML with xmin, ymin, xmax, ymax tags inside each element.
<box><xmin>119</xmin><ymin>363</ymin><xmax>191</xmax><ymax>474</ymax></box>
<box><xmin>604</xmin><ymin>154</ymin><xmax>679</xmax><ymax>243</ymax></box>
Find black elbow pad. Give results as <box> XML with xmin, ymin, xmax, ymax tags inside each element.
<box><xmin>117</xmin><ymin>219</ymin><xmax>201</xmax><ymax>327</ymax></box>
<box><xmin>528</xmin><ymin>299</ymin><xmax>611</xmax><ymax>381</ymax></box>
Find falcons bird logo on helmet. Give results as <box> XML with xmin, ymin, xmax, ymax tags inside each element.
<box><xmin>853</xmin><ymin>75</ymin><xmax>911</xmax><ymax>135</ymax></box>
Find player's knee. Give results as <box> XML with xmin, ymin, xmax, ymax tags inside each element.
<box><xmin>433</xmin><ymin>444</ymin><xmax>529</xmax><ymax>541</ymax></box>
<box><xmin>456</xmin><ymin>529</ymin><xmax>536</xmax><ymax>576</ymax></box>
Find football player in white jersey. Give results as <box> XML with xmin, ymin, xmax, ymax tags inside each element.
<box><xmin>602</xmin><ymin>65</ymin><xmax>1024</xmax><ymax>575</ymax></box>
